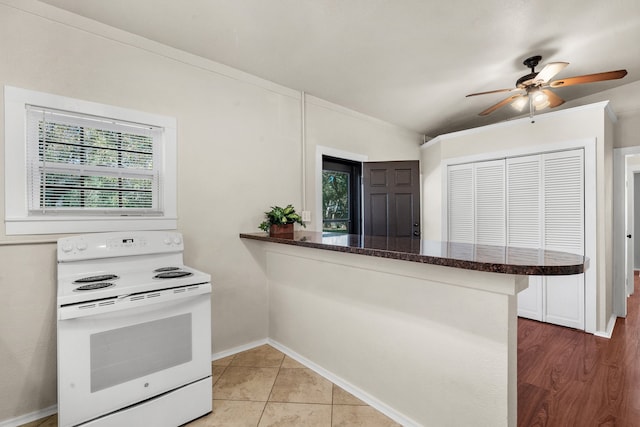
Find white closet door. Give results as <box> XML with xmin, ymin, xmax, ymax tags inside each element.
<box><xmin>448</xmin><ymin>149</ymin><xmax>585</xmax><ymax>329</ymax></box>
<box><xmin>447</xmin><ymin>164</ymin><xmax>474</xmax><ymax>243</ymax></box>
<box><xmin>507</xmin><ymin>155</ymin><xmax>543</xmax><ymax>321</ymax></box>
<box><xmin>543</xmin><ymin>149</ymin><xmax>585</xmax><ymax>329</ymax></box>
<box><xmin>475</xmin><ymin>160</ymin><xmax>505</xmax><ymax>246</ymax></box>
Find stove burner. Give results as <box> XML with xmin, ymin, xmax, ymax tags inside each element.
<box><xmin>153</xmin><ymin>267</ymin><xmax>182</xmax><ymax>273</ymax></box>
<box><xmin>154</xmin><ymin>271</ymin><xmax>193</xmax><ymax>279</ymax></box>
<box><xmin>74</xmin><ymin>274</ymin><xmax>119</xmax><ymax>283</ymax></box>
<box><xmin>75</xmin><ymin>282</ymin><xmax>114</xmax><ymax>291</ymax></box>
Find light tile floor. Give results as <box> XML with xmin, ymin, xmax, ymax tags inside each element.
<box><xmin>20</xmin><ymin>344</ymin><xmax>401</xmax><ymax>427</ymax></box>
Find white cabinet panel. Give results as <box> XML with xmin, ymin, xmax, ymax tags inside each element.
<box><xmin>507</xmin><ymin>155</ymin><xmax>542</xmax><ymax>248</ymax></box>
<box><xmin>517</xmin><ymin>276</ymin><xmax>543</xmax><ymax>321</ymax></box>
<box><xmin>542</xmin><ymin>151</ymin><xmax>584</xmax><ymax>255</ymax></box>
<box><xmin>447</xmin><ymin>164</ymin><xmax>474</xmax><ymax>243</ymax></box>
<box><xmin>475</xmin><ymin>160</ymin><xmax>505</xmax><ymax>246</ymax></box>
<box><xmin>447</xmin><ymin>161</ymin><xmax>505</xmax><ymax>245</ymax></box>
<box><xmin>545</xmin><ymin>273</ymin><xmax>585</xmax><ymax>329</ymax></box>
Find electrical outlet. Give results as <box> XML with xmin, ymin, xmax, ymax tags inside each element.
<box><xmin>301</xmin><ymin>210</ymin><xmax>311</xmax><ymax>222</ymax></box>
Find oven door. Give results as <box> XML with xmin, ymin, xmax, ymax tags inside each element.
<box><xmin>57</xmin><ymin>285</ymin><xmax>211</xmax><ymax>427</ymax></box>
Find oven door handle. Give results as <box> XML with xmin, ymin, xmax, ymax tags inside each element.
<box><xmin>58</xmin><ymin>283</ymin><xmax>212</xmax><ymax>320</ymax></box>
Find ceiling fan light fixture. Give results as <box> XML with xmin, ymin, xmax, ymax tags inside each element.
<box><xmin>511</xmin><ymin>96</ymin><xmax>528</xmax><ymax>111</ymax></box>
<box><xmin>534</xmin><ymin>99</ymin><xmax>550</xmax><ymax>111</ymax></box>
<box><xmin>531</xmin><ymin>89</ymin><xmax>549</xmax><ymax>108</ymax></box>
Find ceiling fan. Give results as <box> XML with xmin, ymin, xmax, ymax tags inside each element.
<box><xmin>466</xmin><ymin>55</ymin><xmax>627</xmax><ymax>117</ymax></box>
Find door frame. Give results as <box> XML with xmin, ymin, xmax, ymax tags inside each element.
<box><xmin>626</xmin><ymin>167</ymin><xmax>639</xmax><ymax>297</ymax></box>
<box><xmin>613</xmin><ymin>146</ymin><xmax>640</xmax><ymax>318</ymax></box>
<box><xmin>315</xmin><ymin>146</ymin><xmax>367</xmax><ymax>232</ymax></box>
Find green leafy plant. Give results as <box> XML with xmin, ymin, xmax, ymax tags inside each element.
<box><xmin>258</xmin><ymin>204</ymin><xmax>306</xmax><ymax>232</ymax></box>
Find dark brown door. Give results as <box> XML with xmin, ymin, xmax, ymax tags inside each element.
<box><xmin>363</xmin><ymin>161</ymin><xmax>420</xmax><ymax>238</ymax></box>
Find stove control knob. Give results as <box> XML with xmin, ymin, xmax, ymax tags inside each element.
<box><xmin>61</xmin><ymin>242</ymin><xmax>74</xmax><ymax>253</ymax></box>
<box><xmin>76</xmin><ymin>240</ymin><xmax>88</xmax><ymax>251</ymax></box>
<box><xmin>173</xmin><ymin>235</ymin><xmax>182</xmax><ymax>245</ymax></box>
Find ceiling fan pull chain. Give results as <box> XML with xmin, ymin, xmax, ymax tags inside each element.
<box><xmin>529</xmin><ymin>94</ymin><xmax>535</xmax><ymax>123</ymax></box>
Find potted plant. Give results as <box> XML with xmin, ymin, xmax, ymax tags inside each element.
<box><xmin>258</xmin><ymin>204</ymin><xmax>306</xmax><ymax>237</ymax></box>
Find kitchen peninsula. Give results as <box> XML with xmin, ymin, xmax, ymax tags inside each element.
<box><xmin>240</xmin><ymin>231</ymin><xmax>587</xmax><ymax>427</ymax></box>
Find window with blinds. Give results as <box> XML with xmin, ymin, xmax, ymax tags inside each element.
<box><xmin>26</xmin><ymin>106</ymin><xmax>162</xmax><ymax>215</ymax></box>
<box><xmin>5</xmin><ymin>85</ymin><xmax>176</xmax><ymax>235</ymax></box>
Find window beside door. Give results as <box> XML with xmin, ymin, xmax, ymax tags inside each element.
<box><xmin>322</xmin><ymin>156</ymin><xmax>361</xmax><ymax>234</ymax></box>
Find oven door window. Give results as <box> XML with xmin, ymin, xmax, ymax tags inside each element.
<box><xmin>90</xmin><ymin>313</ymin><xmax>192</xmax><ymax>392</ymax></box>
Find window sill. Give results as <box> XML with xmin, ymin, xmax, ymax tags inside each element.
<box><xmin>5</xmin><ymin>216</ymin><xmax>177</xmax><ymax>235</ymax></box>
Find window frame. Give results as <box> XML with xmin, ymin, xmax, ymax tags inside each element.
<box><xmin>4</xmin><ymin>86</ymin><xmax>177</xmax><ymax>235</ymax></box>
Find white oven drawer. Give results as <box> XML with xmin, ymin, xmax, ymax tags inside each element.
<box><xmin>57</xmin><ymin>291</ymin><xmax>211</xmax><ymax>427</ymax></box>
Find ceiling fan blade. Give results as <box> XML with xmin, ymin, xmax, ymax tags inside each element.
<box><xmin>549</xmin><ymin>69</ymin><xmax>628</xmax><ymax>88</ymax></box>
<box><xmin>533</xmin><ymin>62</ymin><xmax>569</xmax><ymax>83</ymax></box>
<box><xmin>542</xmin><ymin>90</ymin><xmax>565</xmax><ymax>108</ymax></box>
<box><xmin>466</xmin><ymin>88</ymin><xmax>515</xmax><ymax>97</ymax></box>
<box><xmin>479</xmin><ymin>94</ymin><xmax>524</xmax><ymax>116</ymax></box>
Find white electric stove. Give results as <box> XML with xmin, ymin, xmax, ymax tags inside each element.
<box><xmin>56</xmin><ymin>231</ymin><xmax>212</xmax><ymax>427</ymax></box>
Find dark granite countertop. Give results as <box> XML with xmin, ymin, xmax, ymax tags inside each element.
<box><xmin>239</xmin><ymin>231</ymin><xmax>588</xmax><ymax>276</ymax></box>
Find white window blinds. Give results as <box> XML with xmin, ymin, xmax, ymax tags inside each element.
<box><xmin>26</xmin><ymin>106</ymin><xmax>162</xmax><ymax>215</ymax></box>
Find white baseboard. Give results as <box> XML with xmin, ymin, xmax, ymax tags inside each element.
<box><xmin>211</xmin><ymin>338</ymin><xmax>268</xmax><ymax>361</ymax></box>
<box><xmin>267</xmin><ymin>339</ymin><xmax>420</xmax><ymax>427</ymax></box>
<box><xmin>594</xmin><ymin>314</ymin><xmax>617</xmax><ymax>339</ymax></box>
<box><xmin>0</xmin><ymin>405</ymin><xmax>57</xmax><ymax>427</ymax></box>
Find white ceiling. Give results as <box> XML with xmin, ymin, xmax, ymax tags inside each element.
<box><xmin>38</xmin><ymin>0</ymin><xmax>640</xmax><ymax>137</ymax></box>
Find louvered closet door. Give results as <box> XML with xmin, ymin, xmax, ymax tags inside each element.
<box><xmin>474</xmin><ymin>160</ymin><xmax>505</xmax><ymax>246</ymax></box>
<box><xmin>543</xmin><ymin>149</ymin><xmax>585</xmax><ymax>329</ymax></box>
<box><xmin>447</xmin><ymin>164</ymin><xmax>474</xmax><ymax>243</ymax></box>
<box><xmin>507</xmin><ymin>155</ymin><xmax>544</xmax><ymax>321</ymax></box>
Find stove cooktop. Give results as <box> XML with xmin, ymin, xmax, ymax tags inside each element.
<box><xmin>56</xmin><ymin>231</ymin><xmax>211</xmax><ymax>306</ymax></box>
<box><xmin>58</xmin><ymin>265</ymin><xmax>210</xmax><ymax>306</ymax></box>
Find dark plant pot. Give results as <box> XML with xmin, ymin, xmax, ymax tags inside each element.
<box><xmin>269</xmin><ymin>223</ymin><xmax>294</xmax><ymax>238</ymax></box>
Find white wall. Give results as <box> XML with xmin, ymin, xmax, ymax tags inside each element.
<box><xmin>0</xmin><ymin>1</ymin><xmax>420</xmax><ymax>422</ymax></box>
<box><xmin>560</xmin><ymin>79</ymin><xmax>640</xmax><ymax>150</ymax></box>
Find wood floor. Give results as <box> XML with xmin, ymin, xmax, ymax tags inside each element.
<box><xmin>518</xmin><ymin>274</ymin><xmax>640</xmax><ymax>426</ymax></box>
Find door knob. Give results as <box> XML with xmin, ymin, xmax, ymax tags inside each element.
<box><xmin>628</xmin><ymin>234</ymin><xmax>632</xmax><ymax>239</ymax></box>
